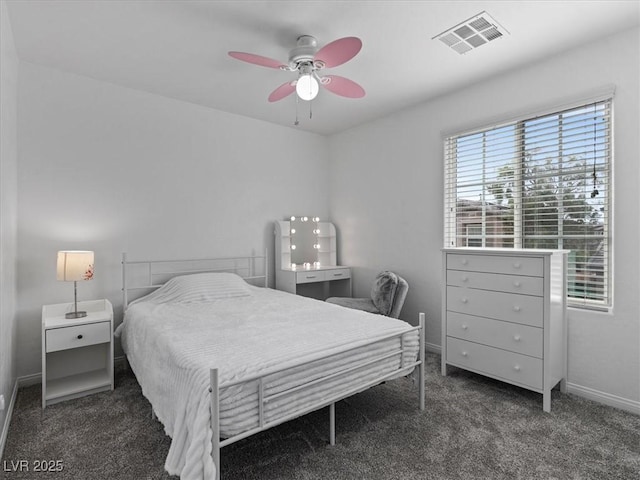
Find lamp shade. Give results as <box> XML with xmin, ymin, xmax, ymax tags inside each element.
<box><xmin>57</xmin><ymin>251</ymin><xmax>94</xmax><ymax>282</ymax></box>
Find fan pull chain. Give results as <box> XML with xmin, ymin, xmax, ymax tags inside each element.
<box><xmin>309</xmin><ymin>99</ymin><xmax>313</xmax><ymax>120</ymax></box>
<box><xmin>294</xmin><ymin>94</ymin><xmax>299</xmax><ymax>126</ymax></box>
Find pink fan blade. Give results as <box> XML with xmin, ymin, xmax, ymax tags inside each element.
<box><xmin>228</xmin><ymin>51</ymin><xmax>286</xmax><ymax>69</ymax></box>
<box><xmin>321</xmin><ymin>75</ymin><xmax>365</xmax><ymax>98</ymax></box>
<box><xmin>314</xmin><ymin>37</ymin><xmax>362</xmax><ymax>68</ymax></box>
<box><xmin>268</xmin><ymin>82</ymin><xmax>296</xmax><ymax>102</ymax></box>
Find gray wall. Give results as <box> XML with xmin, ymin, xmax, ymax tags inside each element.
<box><xmin>0</xmin><ymin>0</ymin><xmax>19</xmax><ymax>453</ymax></box>
<box><xmin>329</xmin><ymin>27</ymin><xmax>640</xmax><ymax>410</ymax></box>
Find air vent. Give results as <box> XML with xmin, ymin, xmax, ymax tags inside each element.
<box><xmin>433</xmin><ymin>11</ymin><xmax>508</xmax><ymax>54</ymax></box>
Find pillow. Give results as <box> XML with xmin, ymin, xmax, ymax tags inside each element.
<box><xmin>370</xmin><ymin>271</ymin><xmax>399</xmax><ymax>316</ymax></box>
<box><xmin>136</xmin><ymin>272</ymin><xmax>251</xmax><ymax>305</ymax></box>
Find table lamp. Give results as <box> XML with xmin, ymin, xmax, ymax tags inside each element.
<box><xmin>57</xmin><ymin>250</ymin><xmax>94</xmax><ymax>319</ymax></box>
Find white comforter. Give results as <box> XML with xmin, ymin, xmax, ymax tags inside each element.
<box><xmin>119</xmin><ymin>286</ymin><xmax>419</xmax><ymax>479</ymax></box>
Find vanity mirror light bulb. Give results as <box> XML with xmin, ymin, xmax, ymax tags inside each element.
<box><xmin>291</xmin><ymin>228</ymin><xmax>296</xmax><ymax>234</ymax></box>
<box><xmin>291</xmin><ymin>245</ymin><xmax>296</xmax><ymax>250</ymax></box>
<box><xmin>291</xmin><ymin>263</ymin><xmax>297</xmax><ymax>270</ymax></box>
<box><xmin>313</xmin><ymin>217</ymin><xmax>320</xmax><ymax>222</ymax></box>
<box><xmin>290</xmin><ymin>216</ymin><xmax>296</xmax><ymax>221</ymax></box>
<box><xmin>303</xmin><ymin>217</ymin><xmax>308</xmax><ymax>222</ymax></box>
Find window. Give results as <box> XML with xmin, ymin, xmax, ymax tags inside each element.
<box><xmin>444</xmin><ymin>99</ymin><xmax>612</xmax><ymax>309</ymax></box>
<box><xmin>465</xmin><ymin>224</ymin><xmax>483</xmax><ymax>247</ymax></box>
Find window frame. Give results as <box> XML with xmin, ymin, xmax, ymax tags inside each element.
<box><xmin>443</xmin><ymin>92</ymin><xmax>614</xmax><ymax>311</ymax></box>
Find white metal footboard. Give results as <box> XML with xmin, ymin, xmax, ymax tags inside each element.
<box><xmin>209</xmin><ymin>312</ymin><xmax>426</xmax><ymax>479</ymax></box>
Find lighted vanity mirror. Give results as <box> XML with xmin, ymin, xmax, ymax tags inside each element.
<box><xmin>290</xmin><ymin>216</ymin><xmax>321</xmax><ymax>267</ymax></box>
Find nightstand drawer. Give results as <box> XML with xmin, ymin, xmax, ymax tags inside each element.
<box><xmin>46</xmin><ymin>321</ymin><xmax>111</xmax><ymax>353</ymax></box>
<box><xmin>447</xmin><ymin>270</ymin><xmax>544</xmax><ymax>296</ymax></box>
<box><xmin>446</xmin><ymin>312</ymin><xmax>543</xmax><ymax>358</ymax></box>
<box><xmin>447</xmin><ymin>253</ymin><xmax>544</xmax><ymax>277</ymax></box>
<box><xmin>446</xmin><ymin>337</ymin><xmax>542</xmax><ymax>390</ymax></box>
<box><xmin>296</xmin><ymin>271</ymin><xmax>325</xmax><ymax>284</ymax></box>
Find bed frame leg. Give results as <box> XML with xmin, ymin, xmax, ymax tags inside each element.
<box><xmin>210</xmin><ymin>369</ymin><xmax>220</xmax><ymax>480</ymax></box>
<box><xmin>329</xmin><ymin>403</ymin><xmax>336</xmax><ymax>446</ymax></box>
<box><xmin>419</xmin><ymin>313</ymin><xmax>426</xmax><ymax>411</ymax></box>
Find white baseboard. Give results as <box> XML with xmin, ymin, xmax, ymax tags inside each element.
<box><xmin>0</xmin><ymin>378</ymin><xmax>19</xmax><ymax>459</ymax></box>
<box><xmin>567</xmin><ymin>382</ymin><xmax>640</xmax><ymax>415</ymax></box>
<box><xmin>114</xmin><ymin>355</ymin><xmax>126</xmax><ymax>368</ymax></box>
<box><xmin>17</xmin><ymin>372</ymin><xmax>41</xmax><ymax>387</ymax></box>
<box><xmin>425</xmin><ymin>342</ymin><xmax>441</xmax><ymax>354</ymax></box>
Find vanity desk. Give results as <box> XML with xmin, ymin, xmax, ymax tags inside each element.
<box><xmin>275</xmin><ymin>219</ymin><xmax>352</xmax><ymax>300</ymax></box>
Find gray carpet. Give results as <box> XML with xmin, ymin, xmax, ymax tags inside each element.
<box><xmin>2</xmin><ymin>353</ymin><xmax>639</xmax><ymax>480</ymax></box>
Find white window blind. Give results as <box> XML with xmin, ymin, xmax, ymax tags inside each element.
<box><xmin>444</xmin><ymin>99</ymin><xmax>612</xmax><ymax>309</ymax></box>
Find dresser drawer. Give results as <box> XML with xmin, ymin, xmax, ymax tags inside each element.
<box><xmin>447</xmin><ymin>270</ymin><xmax>544</xmax><ymax>296</ymax></box>
<box><xmin>447</xmin><ymin>337</ymin><xmax>542</xmax><ymax>390</ymax></box>
<box><xmin>446</xmin><ymin>312</ymin><xmax>543</xmax><ymax>358</ymax></box>
<box><xmin>296</xmin><ymin>271</ymin><xmax>325</xmax><ymax>284</ymax></box>
<box><xmin>325</xmin><ymin>268</ymin><xmax>351</xmax><ymax>281</ymax></box>
<box><xmin>447</xmin><ymin>253</ymin><xmax>544</xmax><ymax>277</ymax></box>
<box><xmin>447</xmin><ymin>286</ymin><xmax>543</xmax><ymax>327</ymax></box>
<box><xmin>46</xmin><ymin>321</ymin><xmax>111</xmax><ymax>353</ymax></box>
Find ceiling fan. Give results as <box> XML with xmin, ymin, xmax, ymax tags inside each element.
<box><xmin>228</xmin><ymin>35</ymin><xmax>365</xmax><ymax>103</ymax></box>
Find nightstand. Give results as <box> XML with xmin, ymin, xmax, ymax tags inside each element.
<box><xmin>41</xmin><ymin>299</ymin><xmax>114</xmax><ymax>408</ymax></box>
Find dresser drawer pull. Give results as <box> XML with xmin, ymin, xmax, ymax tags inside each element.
<box><xmin>513</xmin><ymin>335</ymin><xmax>521</xmax><ymax>342</ymax></box>
<box><xmin>461</xmin><ymin>324</ymin><xmax>468</xmax><ymax>330</ymax></box>
<box><xmin>306</xmin><ymin>275</ymin><xmax>317</xmax><ymax>279</ymax></box>
<box><xmin>461</xmin><ymin>258</ymin><xmax>468</xmax><ymax>265</ymax></box>
<box><xmin>513</xmin><ymin>262</ymin><xmax>522</xmax><ymax>269</ymax></box>
<box><xmin>513</xmin><ymin>365</ymin><xmax>521</xmax><ymax>372</ymax></box>
<box><xmin>461</xmin><ymin>276</ymin><xmax>469</xmax><ymax>282</ymax></box>
<box><xmin>332</xmin><ymin>273</ymin><xmax>343</xmax><ymax>277</ymax></box>
<box><xmin>513</xmin><ymin>281</ymin><xmax>521</xmax><ymax>288</ymax></box>
<box><xmin>461</xmin><ymin>351</ymin><xmax>468</xmax><ymax>357</ymax></box>
<box><xmin>513</xmin><ymin>305</ymin><xmax>521</xmax><ymax>312</ymax></box>
<box><xmin>77</xmin><ymin>334</ymin><xmax>83</xmax><ymax>340</ymax></box>
<box><xmin>461</xmin><ymin>298</ymin><xmax>468</xmax><ymax>304</ymax></box>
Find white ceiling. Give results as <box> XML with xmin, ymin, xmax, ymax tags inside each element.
<box><xmin>5</xmin><ymin>1</ymin><xmax>640</xmax><ymax>135</ymax></box>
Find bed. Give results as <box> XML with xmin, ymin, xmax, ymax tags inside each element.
<box><xmin>118</xmin><ymin>252</ymin><xmax>425</xmax><ymax>480</ymax></box>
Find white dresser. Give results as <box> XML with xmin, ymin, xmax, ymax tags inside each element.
<box><xmin>441</xmin><ymin>248</ymin><xmax>568</xmax><ymax>412</ymax></box>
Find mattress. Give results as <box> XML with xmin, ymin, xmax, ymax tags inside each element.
<box><xmin>119</xmin><ymin>275</ymin><xmax>419</xmax><ymax>479</ymax></box>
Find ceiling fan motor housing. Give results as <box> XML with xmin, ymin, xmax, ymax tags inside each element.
<box><xmin>288</xmin><ymin>35</ymin><xmax>319</xmax><ymax>69</ymax></box>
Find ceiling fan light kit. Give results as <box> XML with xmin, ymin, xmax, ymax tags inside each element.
<box><xmin>228</xmin><ymin>34</ymin><xmax>365</xmax><ymax>108</ymax></box>
<box><xmin>296</xmin><ymin>72</ymin><xmax>319</xmax><ymax>101</ymax></box>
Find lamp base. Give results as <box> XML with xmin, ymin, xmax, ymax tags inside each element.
<box><xmin>65</xmin><ymin>311</ymin><xmax>87</xmax><ymax>319</ymax></box>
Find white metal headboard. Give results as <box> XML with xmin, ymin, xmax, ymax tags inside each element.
<box><xmin>122</xmin><ymin>250</ymin><xmax>268</xmax><ymax>309</ymax></box>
